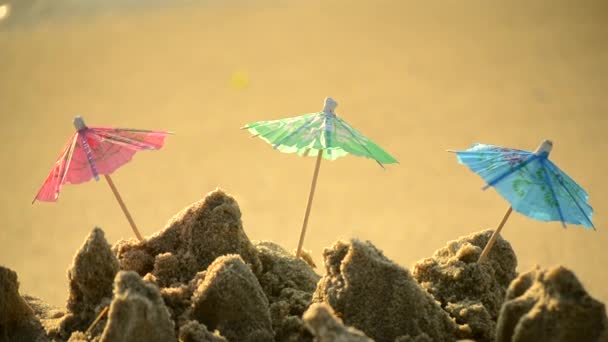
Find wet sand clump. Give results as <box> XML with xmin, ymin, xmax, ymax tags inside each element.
<box><xmin>99</xmin><ymin>271</ymin><xmax>176</xmax><ymax>342</ymax></box>
<box><xmin>153</xmin><ymin>252</ymin><xmax>181</xmax><ymax>288</ymax></box>
<box><xmin>0</xmin><ymin>266</ymin><xmax>46</xmax><ymax>342</ymax></box>
<box><xmin>190</xmin><ymin>254</ymin><xmax>273</xmax><ymax>342</ymax></box>
<box><xmin>412</xmin><ymin>229</ymin><xmax>517</xmax><ymax>341</ymax></box>
<box><xmin>107</xmin><ymin>189</ymin><xmax>317</xmax><ymax>341</ymax></box>
<box><xmin>255</xmin><ymin>241</ymin><xmax>319</xmax><ymax>341</ymax></box>
<box><xmin>5</xmin><ymin>187</ymin><xmax>608</xmax><ymax>341</ymax></box>
<box><xmin>22</xmin><ymin>294</ymin><xmax>65</xmax><ymax>339</ymax></box>
<box><xmin>313</xmin><ymin>239</ymin><xmax>461</xmax><ymax>342</ymax></box>
<box><xmin>158</xmin><ymin>283</ymin><xmax>194</xmax><ymax>329</ymax></box>
<box><xmin>113</xmin><ymin>189</ymin><xmax>261</xmax><ymax>285</ymax></box>
<box><xmin>255</xmin><ymin>241</ymin><xmax>319</xmax><ymax>298</ymax></box>
<box><xmin>303</xmin><ymin>303</ymin><xmax>373</xmax><ymax>342</ymax></box>
<box><xmin>496</xmin><ymin>266</ymin><xmax>608</xmax><ymax>342</ymax></box>
<box><xmin>59</xmin><ymin>228</ymin><xmax>118</xmax><ymax>336</ymax></box>
<box><xmin>178</xmin><ymin>320</ymin><xmax>227</xmax><ymax>342</ymax></box>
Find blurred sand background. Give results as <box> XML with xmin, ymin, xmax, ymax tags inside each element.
<box><xmin>0</xmin><ymin>0</ymin><xmax>606</xmax><ymax>307</ymax></box>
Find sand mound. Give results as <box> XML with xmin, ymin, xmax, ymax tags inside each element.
<box><xmin>313</xmin><ymin>239</ymin><xmax>461</xmax><ymax>342</ymax></box>
<box><xmin>303</xmin><ymin>303</ymin><xmax>373</xmax><ymax>342</ymax></box>
<box><xmin>412</xmin><ymin>229</ymin><xmax>517</xmax><ymax>341</ymax></box>
<box><xmin>5</xmin><ymin>188</ymin><xmax>608</xmax><ymax>341</ymax></box>
<box><xmin>80</xmin><ymin>189</ymin><xmax>317</xmax><ymax>341</ymax></box>
<box><xmin>58</xmin><ymin>227</ymin><xmax>118</xmax><ymax>337</ymax></box>
<box><xmin>256</xmin><ymin>241</ymin><xmax>319</xmax><ymax>298</ymax></box>
<box><xmin>113</xmin><ymin>189</ymin><xmax>261</xmax><ymax>285</ymax></box>
<box><xmin>0</xmin><ymin>266</ymin><xmax>47</xmax><ymax>342</ymax></box>
<box><xmin>496</xmin><ymin>266</ymin><xmax>608</xmax><ymax>342</ymax></box>
<box><xmin>106</xmin><ymin>189</ymin><xmax>319</xmax><ymax>342</ymax></box>
<box><xmin>255</xmin><ymin>241</ymin><xmax>320</xmax><ymax>341</ymax></box>
<box><xmin>190</xmin><ymin>254</ymin><xmax>273</xmax><ymax>341</ymax></box>
<box><xmin>98</xmin><ymin>271</ymin><xmax>176</xmax><ymax>342</ymax></box>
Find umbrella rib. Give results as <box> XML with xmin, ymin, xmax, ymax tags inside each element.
<box><xmin>448</xmin><ymin>150</ymin><xmax>530</xmax><ymax>155</ymax></box>
<box><xmin>324</xmin><ymin>115</ymin><xmax>332</xmax><ymax>157</ymax></box>
<box><xmin>546</xmin><ymin>160</ymin><xmax>589</xmax><ymax>203</ymax></box>
<box><xmin>94</xmin><ymin>131</ymin><xmax>158</xmax><ymax>150</ymax></box>
<box><xmin>113</xmin><ymin>128</ymin><xmax>173</xmax><ymax>134</ymax></box>
<box><xmin>540</xmin><ymin>159</ymin><xmax>567</xmax><ymax>228</ymax></box>
<box><xmin>79</xmin><ymin>133</ymin><xmax>100</xmax><ymax>181</ymax></box>
<box><xmin>271</xmin><ymin>115</ymin><xmax>320</xmax><ymax>149</ymax></box>
<box><xmin>32</xmin><ymin>134</ymin><xmax>77</xmax><ymax>203</ymax></box>
<box><xmin>335</xmin><ymin>117</ymin><xmax>384</xmax><ymax>168</ymax></box>
<box><xmin>482</xmin><ymin>154</ymin><xmax>539</xmax><ymax>190</ymax></box>
<box><xmin>546</xmin><ymin>162</ymin><xmax>595</xmax><ymax>229</ymax></box>
<box><xmin>58</xmin><ymin>135</ymin><xmax>79</xmax><ymax>189</ymax></box>
<box><xmin>80</xmin><ymin>135</ymin><xmax>127</xmax><ymax>167</ymax></box>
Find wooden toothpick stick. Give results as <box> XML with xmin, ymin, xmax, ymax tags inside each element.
<box><xmin>478</xmin><ymin>206</ymin><xmax>513</xmax><ymax>263</ymax></box>
<box><xmin>104</xmin><ymin>174</ymin><xmax>143</xmax><ymax>241</ymax></box>
<box><xmin>296</xmin><ymin>151</ymin><xmax>323</xmax><ymax>258</ymax></box>
<box><xmin>85</xmin><ymin>306</ymin><xmax>109</xmax><ymax>336</ymax></box>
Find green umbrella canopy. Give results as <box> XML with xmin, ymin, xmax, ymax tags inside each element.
<box><xmin>243</xmin><ymin>97</ymin><xmax>398</xmax><ymax>166</ymax></box>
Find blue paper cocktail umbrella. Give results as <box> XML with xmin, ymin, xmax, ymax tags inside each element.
<box><xmin>450</xmin><ymin>140</ymin><xmax>594</xmax><ymax>262</ymax></box>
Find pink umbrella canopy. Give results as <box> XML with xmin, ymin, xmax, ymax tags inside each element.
<box><xmin>34</xmin><ymin>116</ymin><xmax>171</xmax><ymax>202</ymax></box>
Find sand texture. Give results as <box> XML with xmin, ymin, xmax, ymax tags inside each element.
<box><xmin>255</xmin><ymin>241</ymin><xmax>320</xmax><ymax>341</ymax></box>
<box><xmin>2</xmin><ymin>1</ymin><xmax>607</xmax><ymax>313</ymax></box>
<box><xmin>0</xmin><ymin>266</ymin><xmax>43</xmax><ymax>342</ymax></box>
<box><xmin>413</xmin><ymin>229</ymin><xmax>517</xmax><ymax>341</ymax></box>
<box><xmin>113</xmin><ymin>189</ymin><xmax>261</xmax><ymax>284</ymax></box>
<box><xmin>190</xmin><ymin>254</ymin><xmax>273</xmax><ymax>342</ymax></box>
<box><xmin>303</xmin><ymin>303</ymin><xmax>373</xmax><ymax>342</ymax></box>
<box><xmin>98</xmin><ymin>271</ymin><xmax>176</xmax><ymax>342</ymax></box>
<box><xmin>1</xmin><ymin>189</ymin><xmax>607</xmax><ymax>341</ymax></box>
<box><xmin>178</xmin><ymin>320</ymin><xmax>227</xmax><ymax>342</ymax></box>
<box><xmin>59</xmin><ymin>228</ymin><xmax>118</xmax><ymax>337</ymax></box>
<box><xmin>496</xmin><ymin>266</ymin><xmax>608</xmax><ymax>342</ymax></box>
<box><xmin>313</xmin><ymin>239</ymin><xmax>462</xmax><ymax>342</ymax></box>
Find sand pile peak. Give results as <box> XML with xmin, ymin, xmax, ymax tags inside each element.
<box><xmin>98</xmin><ymin>271</ymin><xmax>176</xmax><ymax>342</ymax></box>
<box><xmin>107</xmin><ymin>190</ymin><xmax>319</xmax><ymax>341</ymax></box>
<box><xmin>114</xmin><ymin>188</ymin><xmax>261</xmax><ymax>286</ymax></box>
<box><xmin>256</xmin><ymin>241</ymin><xmax>319</xmax><ymax>296</ymax></box>
<box><xmin>412</xmin><ymin>229</ymin><xmax>517</xmax><ymax>341</ymax></box>
<box><xmin>7</xmin><ymin>190</ymin><xmax>608</xmax><ymax>342</ymax></box>
<box><xmin>255</xmin><ymin>241</ymin><xmax>320</xmax><ymax>341</ymax></box>
<box><xmin>496</xmin><ymin>265</ymin><xmax>608</xmax><ymax>342</ymax></box>
<box><xmin>190</xmin><ymin>254</ymin><xmax>274</xmax><ymax>342</ymax></box>
<box><xmin>0</xmin><ymin>266</ymin><xmax>34</xmax><ymax>326</ymax></box>
<box><xmin>56</xmin><ymin>227</ymin><xmax>119</xmax><ymax>338</ymax></box>
<box><xmin>313</xmin><ymin>239</ymin><xmax>462</xmax><ymax>342</ymax></box>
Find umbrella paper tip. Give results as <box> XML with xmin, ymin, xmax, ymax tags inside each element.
<box><xmin>323</xmin><ymin>97</ymin><xmax>338</xmax><ymax>113</ymax></box>
<box><xmin>73</xmin><ymin>116</ymin><xmax>87</xmax><ymax>131</ymax></box>
<box><xmin>534</xmin><ymin>139</ymin><xmax>553</xmax><ymax>155</ymax></box>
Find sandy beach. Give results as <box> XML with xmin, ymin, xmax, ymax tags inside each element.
<box><xmin>0</xmin><ymin>0</ymin><xmax>607</xmax><ymax>313</ymax></box>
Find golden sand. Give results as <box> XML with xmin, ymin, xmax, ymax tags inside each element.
<box><xmin>0</xmin><ymin>0</ymin><xmax>607</xmax><ymax>310</ymax></box>
<box><xmin>1</xmin><ymin>189</ymin><xmax>606</xmax><ymax>341</ymax></box>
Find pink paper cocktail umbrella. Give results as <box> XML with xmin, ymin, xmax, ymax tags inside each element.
<box><xmin>33</xmin><ymin>116</ymin><xmax>171</xmax><ymax>241</ymax></box>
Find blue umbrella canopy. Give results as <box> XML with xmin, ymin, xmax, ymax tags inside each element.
<box><xmin>452</xmin><ymin>140</ymin><xmax>593</xmax><ymax>228</ymax></box>
<box><xmin>450</xmin><ymin>140</ymin><xmax>594</xmax><ymax>262</ymax></box>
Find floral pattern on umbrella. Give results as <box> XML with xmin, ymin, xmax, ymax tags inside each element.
<box><xmin>450</xmin><ymin>140</ymin><xmax>594</xmax><ymax>263</ymax></box>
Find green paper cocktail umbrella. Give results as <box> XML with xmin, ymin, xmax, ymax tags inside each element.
<box><xmin>243</xmin><ymin>97</ymin><xmax>398</xmax><ymax>258</ymax></box>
